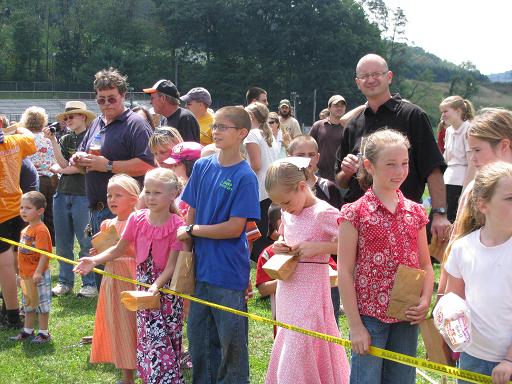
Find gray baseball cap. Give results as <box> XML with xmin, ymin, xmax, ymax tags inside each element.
<box><xmin>180</xmin><ymin>87</ymin><xmax>212</xmax><ymax>106</ymax></box>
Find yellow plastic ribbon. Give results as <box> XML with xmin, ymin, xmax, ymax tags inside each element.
<box><xmin>1</xmin><ymin>236</ymin><xmax>506</xmax><ymax>384</ymax></box>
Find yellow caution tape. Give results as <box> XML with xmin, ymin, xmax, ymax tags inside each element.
<box><xmin>1</xmin><ymin>237</ymin><xmax>507</xmax><ymax>384</ymax></box>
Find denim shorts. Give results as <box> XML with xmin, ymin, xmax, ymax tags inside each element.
<box><xmin>22</xmin><ymin>269</ymin><xmax>52</xmax><ymax>313</ymax></box>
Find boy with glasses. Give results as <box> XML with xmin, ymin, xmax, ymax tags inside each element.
<box><xmin>178</xmin><ymin>106</ymin><xmax>260</xmax><ymax>383</ymax></box>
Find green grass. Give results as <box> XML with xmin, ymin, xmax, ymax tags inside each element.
<box><xmin>0</xmin><ymin>257</ymin><xmax>454</xmax><ymax>383</ymax></box>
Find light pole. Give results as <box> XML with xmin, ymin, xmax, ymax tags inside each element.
<box><xmin>290</xmin><ymin>91</ymin><xmax>300</xmax><ymax>118</ymax></box>
<box><xmin>52</xmin><ymin>52</ymin><xmax>56</xmax><ymax>95</ymax></box>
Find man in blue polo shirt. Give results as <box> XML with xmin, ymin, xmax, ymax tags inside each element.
<box><xmin>72</xmin><ymin>67</ymin><xmax>154</xmax><ymax>296</ymax></box>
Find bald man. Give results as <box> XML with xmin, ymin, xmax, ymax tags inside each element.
<box><xmin>335</xmin><ymin>53</ymin><xmax>450</xmax><ymax>239</ymax></box>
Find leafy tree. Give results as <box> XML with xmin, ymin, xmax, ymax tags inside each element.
<box><xmin>448</xmin><ymin>61</ymin><xmax>480</xmax><ymax>99</ymax></box>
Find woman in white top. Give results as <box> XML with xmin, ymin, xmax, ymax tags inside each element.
<box><xmin>439</xmin><ymin>96</ymin><xmax>475</xmax><ymax>222</ymax></box>
<box><xmin>245</xmin><ymin>102</ymin><xmax>280</xmax><ymax>260</ymax></box>
<box><xmin>268</xmin><ymin>111</ymin><xmax>288</xmax><ymax>158</ymax></box>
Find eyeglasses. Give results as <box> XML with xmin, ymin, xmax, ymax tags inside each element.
<box><xmin>63</xmin><ymin>114</ymin><xmax>75</xmax><ymax>122</ymax></box>
<box><xmin>268</xmin><ymin>120</ymin><xmax>278</xmax><ymax>125</ymax></box>
<box><xmin>96</xmin><ymin>96</ymin><xmax>118</xmax><ymax>105</ymax></box>
<box><xmin>212</xmin><ymin>123</ymin><xmax>237</xmax><ymax>132</ymax></box>
<box><xmin>356</xmin><ymin>71</ymin><xmax>388</xmax><ymax>81</ymax></box>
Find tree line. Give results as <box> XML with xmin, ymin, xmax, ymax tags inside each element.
<box><xmin>0</xmin><ymin>0</ymin><xmax>485</xmax><ymax>123</ymax></box>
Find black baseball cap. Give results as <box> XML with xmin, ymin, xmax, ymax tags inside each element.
<box><xmin>143</xmin><ymin>79</ymin><xmax>180</xmax><ymax>99</ymax></box>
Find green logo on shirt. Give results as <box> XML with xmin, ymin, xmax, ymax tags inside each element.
<box><xmin>220</xmin><ymin>178</ymin><xmax>233</xmax><ymax>191</ymax></box>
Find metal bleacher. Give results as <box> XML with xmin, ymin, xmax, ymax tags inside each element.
<box><xmin>0</xmin><ymin>93</ymin><xmax>150</xmax><ymax>123</ymax></box>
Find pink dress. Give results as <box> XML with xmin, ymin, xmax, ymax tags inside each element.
<box><xmin>265</xmin><ymin>200</ymin><xmax>350</xmax><ymax>384</ymax></box>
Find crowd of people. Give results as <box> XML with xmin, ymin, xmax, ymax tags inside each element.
<box><xmin>0</xmin><ymin>52</ymin><xmax>511</xmax><ymax>384</ymax></box>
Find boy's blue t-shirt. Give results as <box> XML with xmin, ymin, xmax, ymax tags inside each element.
<box><xmin>182</xmin><ymin>154</ymin><xmax>260</xmax><ymax>290</ymax></box>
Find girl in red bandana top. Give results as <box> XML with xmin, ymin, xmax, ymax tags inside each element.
<box><xmin>338</xmin><ymin>129</ymin><xmax>434</xmax><ymax>384</ymax></box>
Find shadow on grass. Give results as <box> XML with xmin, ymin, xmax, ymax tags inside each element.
<box><xmin>21</xmin><ymin>339</ymin><xmax>56</xmax><ymax>357</ymax></box>
<box><xmin>0</xmin><ymin>333</ymin><xmax>18</xmax><ymax>352</ymax></box>
<box><xmin>50</xmin><ymin>295</ymin><xmax>98</xmax><ymax>318</ymax></box>
<box><xmin>81</xmin><ymin>358</ymin><xmax>118</xmax><ymax>374</ymax></box>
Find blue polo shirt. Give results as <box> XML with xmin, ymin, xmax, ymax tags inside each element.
<box><xmin>79</xmin><ymin>109</ymin><xmax>154</xmax><ymax>207</ymax></box>
<box><xmin>182</xmin><ymin>154</ymin><xmax>260</xmax><ymax>290</ymax></box>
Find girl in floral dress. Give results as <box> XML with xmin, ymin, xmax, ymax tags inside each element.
<box><xmin>76</xmin><ymin>168</ymin><xmax>186</xmax><ymax>384</ymax></box>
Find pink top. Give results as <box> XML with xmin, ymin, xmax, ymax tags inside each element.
<box><xmin>121</xmin><ymin>209</ymin><xmax>184</xmax><ymax>270</ymax></box>
<box><xmin>339</xmin><ymin>188</ymin><xmax>428</xmax><ymax>323</ymax></box>
<box><xmin>280</xmin><ymin>199</ymin><xmax>339</xmax><ymax>263</ymax></box>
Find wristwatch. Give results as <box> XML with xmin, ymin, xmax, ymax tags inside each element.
<box><xmin>106</xmin><ymin>160</ymin><xmax>114</xmax><ymax>172</ymax></box>
<box><xmin>431</xmin><ymin>207</ymin><xmax>447</xmax><ymax>215</ymax></box>
<box><xmin>186</xmin><ymin>224</ymin><xmax>195</xmax><ymax>237</ymax></box>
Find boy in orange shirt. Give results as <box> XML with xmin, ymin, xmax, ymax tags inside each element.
<box><xmin>10</xmin><ymin>191</ymin><xmax>52</xmax><ymax>343</ymax></box>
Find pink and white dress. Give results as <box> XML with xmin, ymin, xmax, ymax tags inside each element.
<box><xmin>265</xmin><ymin>199</ymin><xmax>349</xmax><ymax>384</ymax></box>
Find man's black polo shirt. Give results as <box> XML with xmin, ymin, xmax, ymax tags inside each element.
<box><xmin>336</xmin><ymin>94</ymin><xmax>445</xmax><ymax>204</ymax></box>
<box><xmin>166</xmin><ymin>107</ymin><xmax>200</xmax><ymax>143</ymax></box>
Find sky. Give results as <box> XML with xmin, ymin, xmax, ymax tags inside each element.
<box><xmin>382</xmin><ymin>0</ymin><xmax>510</xmax><ymax>75</ymax></box>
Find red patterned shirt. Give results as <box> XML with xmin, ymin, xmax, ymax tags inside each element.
<box><xmin>339</xmin><ymin>188</ymin><xmax>428</xmax><ymax>323</ymax></box>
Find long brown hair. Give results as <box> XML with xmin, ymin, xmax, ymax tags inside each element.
<box><xmin>246</xmin><ymin>102</ymin><xmax>273</xmax><ymax>147</ymax></box>
<box><xmin>439</xmin><ymin>95</ymin><xmax>475</xmax><ymax>121</ymax></box>
<box><xmin>445</xmin><ymin>161</ymin><xmax>512</xmax><ymax>261</ymax></box>
<box><xmin>467</xmin><ymin>108</ymin><xmax>512</xmax><ymax>148</ymax></box>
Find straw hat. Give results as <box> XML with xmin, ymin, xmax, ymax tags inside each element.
<box><xmin>56</xmin><ymin>101</ymin><xmax>96</xmax><ymax>125</ymax></box>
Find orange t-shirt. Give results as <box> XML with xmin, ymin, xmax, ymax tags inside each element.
<box><xmin>0</xmin><ymin>134</ymin><xmax>37</xmax><ymax>223</ymax></box>
<box><xmin>18</xmin><ymin>223</ymin><xmax>52</xmax><ymax>278</ymax></box>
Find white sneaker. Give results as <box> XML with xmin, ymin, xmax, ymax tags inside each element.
<box><xmin>52</xmin><ymin>283</ymin><xmax>72</xmax><ymax>296</ymax></box>
<box><xmin>77</xmin><ymin>286</ymin><xmax>98</xmax><ymax>298</ymax></box>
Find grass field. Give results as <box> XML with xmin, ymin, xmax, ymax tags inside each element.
<box><xmin>403</xmin><ymin>79</ymin><xmax>512</xmax><ymax>129</ymax></box>
<box><xmin>0</xmin><ymin>256</ymin><xmax>453</xmax><ymax>383</ymax></box>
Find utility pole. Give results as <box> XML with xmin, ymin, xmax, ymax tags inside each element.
<box><xmin>312</xmin><ymin>89</ymin><xmax>317</xmax><ymax>124</ymax></box>
<box><xmin>290</xmin><ymin>91</ymin><xmax>299</xmax><ymax>118</ymax></box>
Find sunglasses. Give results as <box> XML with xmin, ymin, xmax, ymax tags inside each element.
<box><xmin>96</xmin><ymin>96</ymin><xmax>118</xmax><ymax>105</ymax></box>
<box><xmin>268</xmin><ymin>120</ymin><xmax>278</xmax><ymax>125</ymax></box>
<box><xmin>63</xmin><ymin>114</ymin><xmax>76</xmax><ymax>122</ymax></box>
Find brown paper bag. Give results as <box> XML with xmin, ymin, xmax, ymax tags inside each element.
<box><xmin>386</xmin><ymin>265</ymin><xmax>426</xmax><ymax>320</ymax></box>
<box><xmin>91</xmin><ymin>225</ymin><xmax>119</xmax><ymax>253</ymax></box>
<box><xmin>169</xmin><ymin>250</ymin><xmax>195</xmax><ymax>295</ymax></box>
<box><xmin>420</xmin><ymin>318</ymin><xmax>455</xmax><ymax>366</ymax></box>
<box><xmin>262</xmin><ymin>254</ymin><xmax>298</xmax><ymax>280</ymax></box>
<box><xmin>329</xmin><ymin>266</ymin><xmax>338</xmax><ymax>287</ymax></box>
<box><xmin>429</xmin><ymin>234</ymin><xmax>448</xmax><ymax>263</ymax></box>
<box><xmin>120</xmin><ymin>290</ymin><xmax>161</xmax><ymax>311</ymax></box>
<box><xmin>20</xmin><ymin>278</ymin><xmax>39</xmax><ymax>308</ymax></box>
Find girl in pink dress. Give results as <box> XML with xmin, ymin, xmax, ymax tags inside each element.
<box><xmin>76</xmin><ymin>168</ymin><xmax>186</xmax><ymax>384</ymax></box>
<box><xmin>264</xmin><ymin>157</ymin><xmax>349</xmax><ymax>384</ymax></box>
